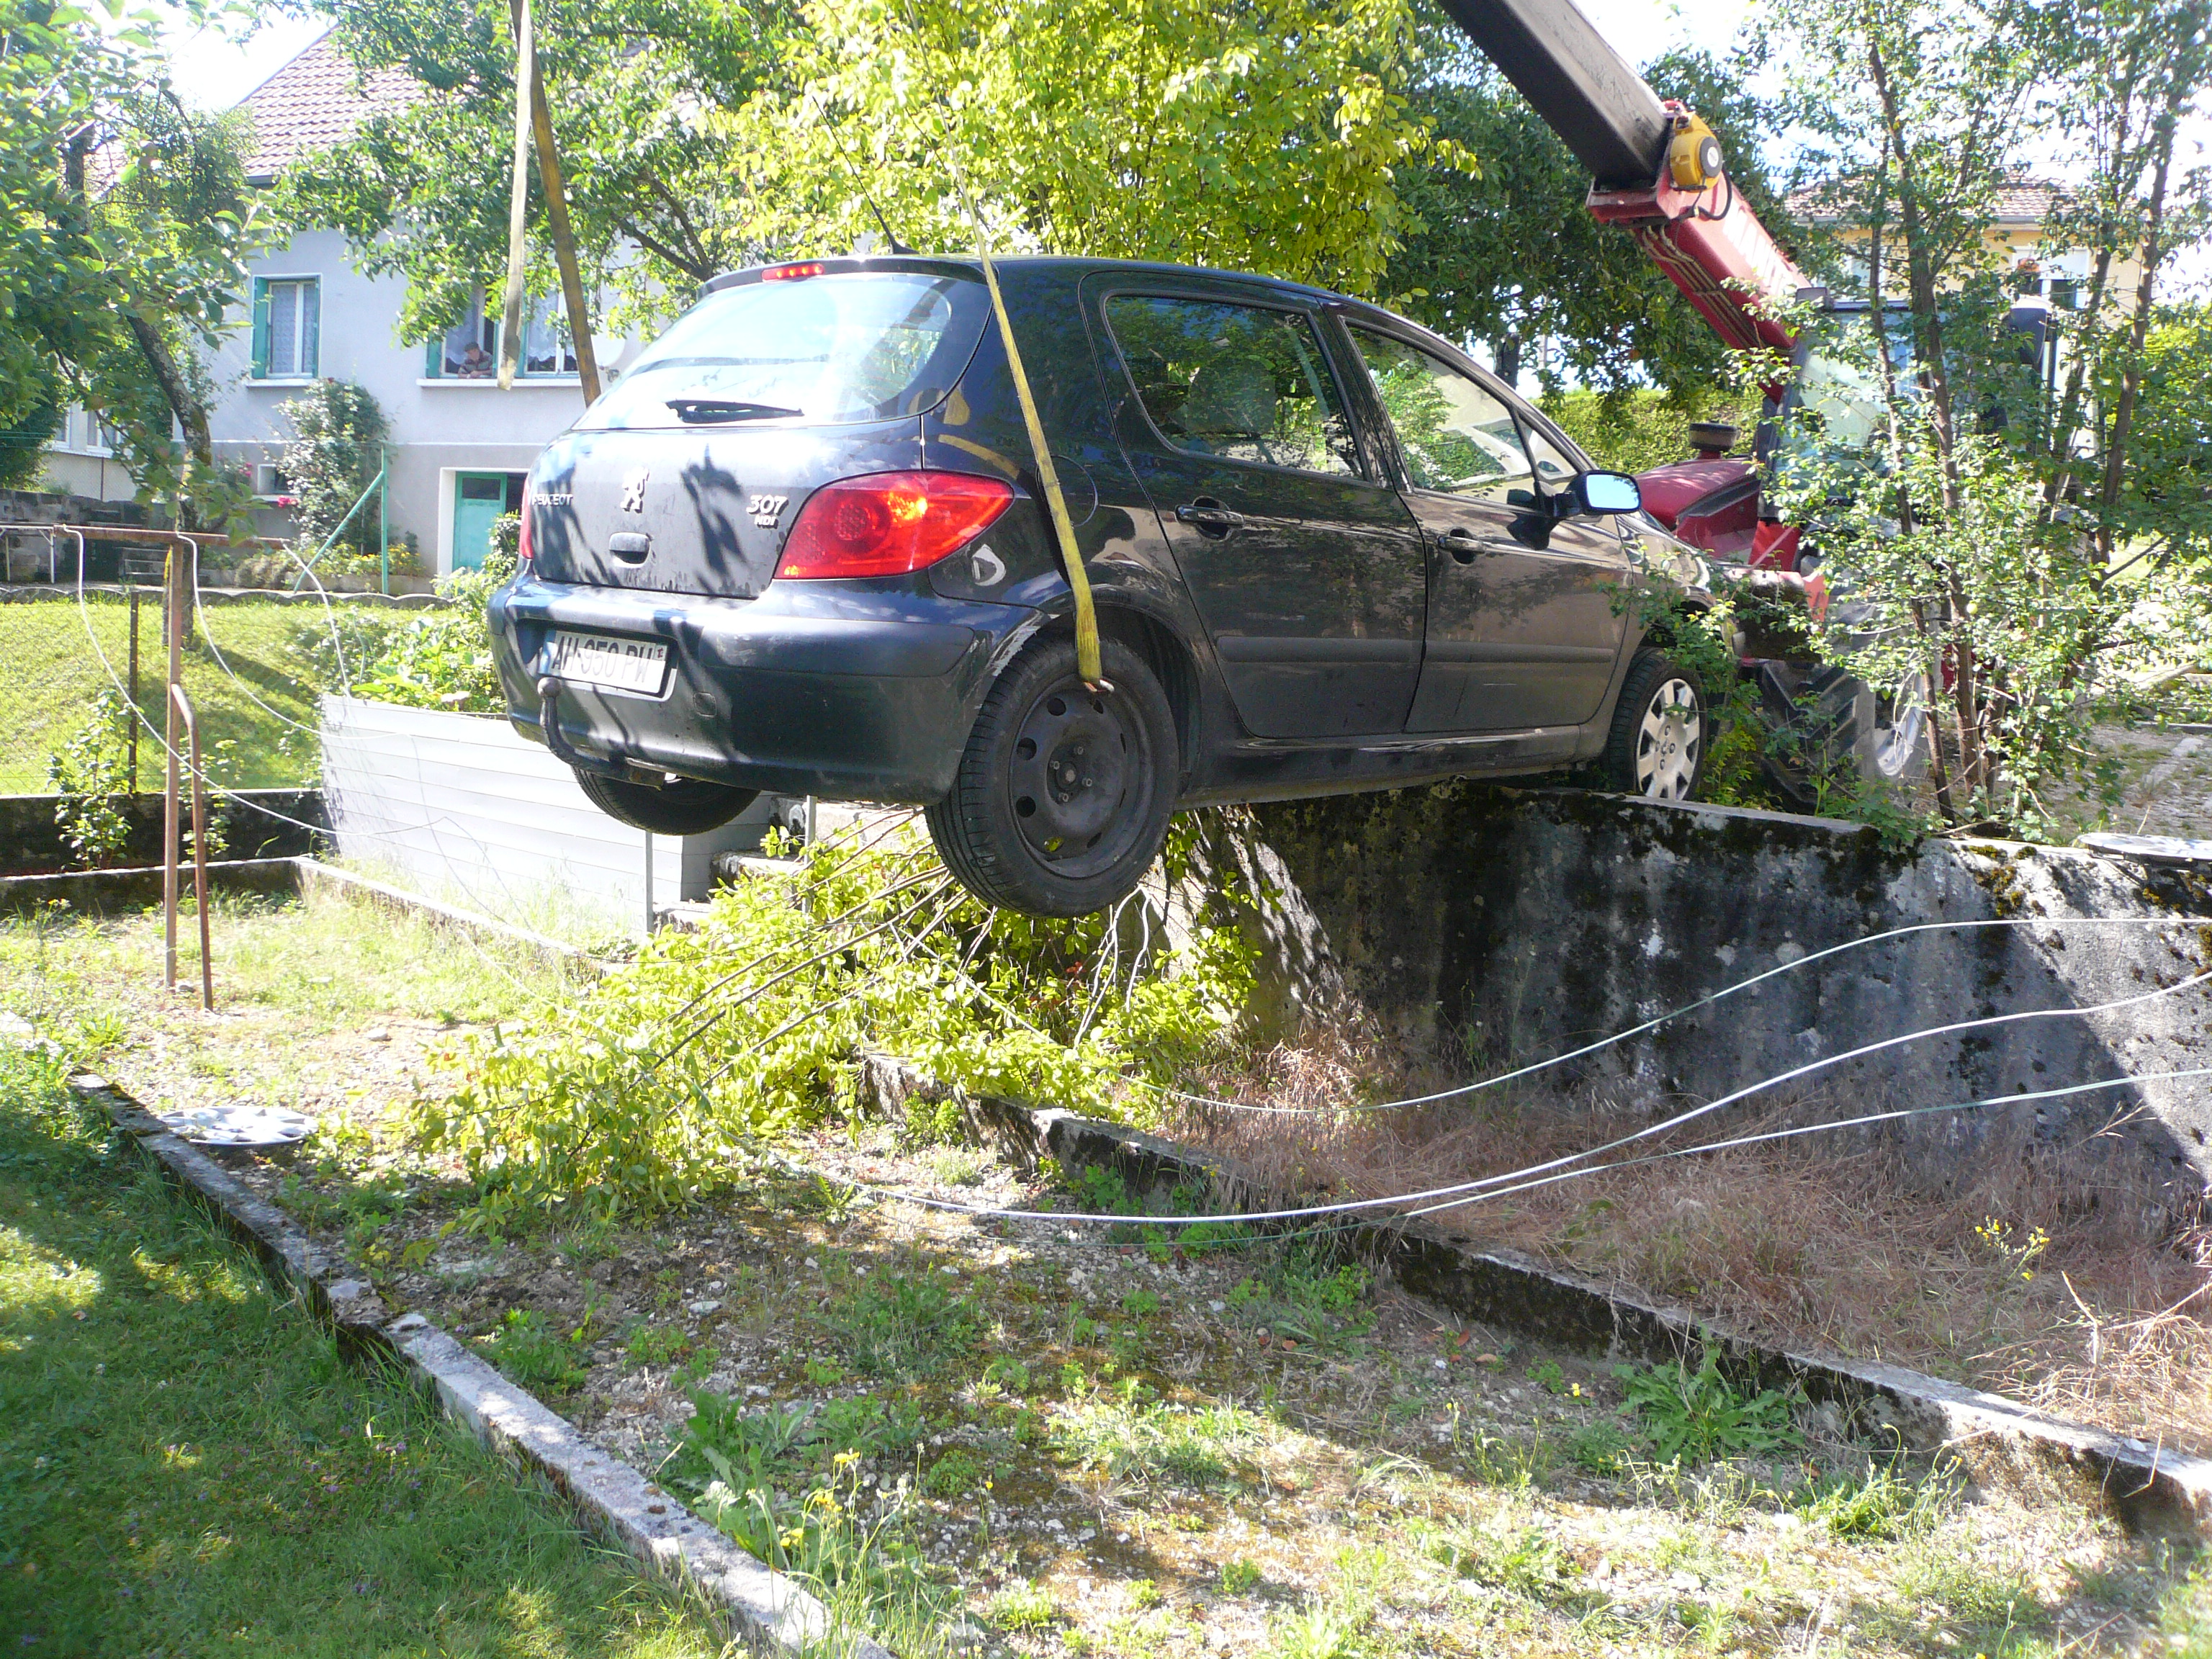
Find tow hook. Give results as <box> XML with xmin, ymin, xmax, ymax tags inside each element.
<box><xmin>535</xmin><ymin>675</ymin><xmax>631</xmax><ymax>779</ymax></box>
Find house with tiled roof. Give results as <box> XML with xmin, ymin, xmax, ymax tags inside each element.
<box><xmin>197</xmin><ymin>33</ymin><xmax>642</xmax><ymax>575</ymax></box>
<box><xmin>1786</xmin><ymin>173</ymin><xmax>2138</xmax><ymax>313</ymax></box>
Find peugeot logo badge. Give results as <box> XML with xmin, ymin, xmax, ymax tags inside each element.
<box><xmin>621</xmin><ymin>467</ymin><xmax>649</xmax><ymax>514</ymax></box>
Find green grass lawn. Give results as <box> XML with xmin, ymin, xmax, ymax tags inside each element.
<box><xmin>0</xmin><ymin>1041</ymin><xmax>736</xmax><ymax>1659</ymax></box>
<box><xmin>0</xmin><ymin>598</ymin><xmax>325</xmax><ymax>795</ymax></box>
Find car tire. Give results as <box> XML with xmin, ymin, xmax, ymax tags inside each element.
<box><xmin>1602</xmin><ymin>647</ymin><xmax>1707</xmax><ymax>801</ymax></box>
<box><xmin>1758</xmin><ymin>665</ymin><xmax>1928</xmax><ymax>809</ymax></box>
<box><xmin>576</xmin><ymin>770</ymin><xmax>759</xmax><ymax>836</ymax></box>
<box><xmin>927</xmin><ymin>636</ymin><xmax>1178</xmax><ymax>917</ymax></box>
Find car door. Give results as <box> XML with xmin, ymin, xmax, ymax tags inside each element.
<box><xmin>1339</xmin><ymin>325</ymin><xmax>1627</xmax><ymax>732</ymax></box>
<box><xmin>1099</xmin><ymin>288</ymin><xmax>1428</xmax><ymax>739</ymax></box>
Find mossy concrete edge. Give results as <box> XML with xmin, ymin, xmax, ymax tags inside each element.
<box><xmin>66</xmin><ymin>1071</ymin><xmax>895</xmax><ymax>1659</ymax></box>
<box><xmin>1038</xmin><ymin>1105</ymin><xmax>2212</xmax><ymax>1542</ymax></box>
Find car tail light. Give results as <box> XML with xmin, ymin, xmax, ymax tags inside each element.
<box><xmin>762</xmin><ymin>261</ymin><xmax>826</xmax><ymax>281</ymax></box>
<box><xmin>517</xmin><ymin>485</ymin><xmax>534</xmax><ymax>571</ymax></box>
<box><xmin>778</xmin><ymin>472</ymin><xmax>1015</xmax><ymax>580</ymax></box>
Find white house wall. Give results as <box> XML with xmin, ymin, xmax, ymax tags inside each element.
<box><xmin>205</xmin><ymin>228</ymin><xmax>637</xmax><ymax>572</ymax></box>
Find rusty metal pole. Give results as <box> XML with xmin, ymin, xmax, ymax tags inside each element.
<box><xmin>162</xmin><ymin>544</ymin><xmax>181</xmax><ymax>992</ymax></box>
<box><xmin>172</xmin><ymin>683</ymin><xmax>213</xmax><ymax>1010</ymax></box>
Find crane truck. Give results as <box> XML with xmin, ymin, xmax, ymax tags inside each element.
<box><xmin>1431</xmin><ymin>0</ymin><xmax>1933</xmax><ymax>795</ymax></box>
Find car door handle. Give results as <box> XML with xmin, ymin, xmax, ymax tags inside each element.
<box><xmin>1438</xmin><ymin>526</ymin><xmax>1483</xmax><ymax>563</ymax></box>
<box><xmin>1176</xmin><ymin>500</ymin><xmax>1246</xmax><ymax>536</ymax></box>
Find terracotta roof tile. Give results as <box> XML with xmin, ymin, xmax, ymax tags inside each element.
<box><xmin>1786</xmin><ymin>174</ymin><xmax>2070</xmax><ymax>228</ymax></box>
<box><xmin>239</xmin><ymin>32</ymin><xmax>418</xmax><ymax>181</ymax></box>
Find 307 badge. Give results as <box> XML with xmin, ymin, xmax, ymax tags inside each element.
<box><xmin>747</xmin><ymin>493</ymin><xmax>788</xmax><ymax>528</ymax></box>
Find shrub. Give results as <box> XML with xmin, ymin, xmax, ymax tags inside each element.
<box><xmin>413</xmin><ymin>817</ymin><xmax>1254</xmax><ymax>1220</ymax></box>
<box><xmin>282</xmin><ymin>379</ymin><xmax>389</xmax><ymax>558</ymax></box>
<box><xmin>45</xmin><ymin>690</ymin><xmax>134</xmax><ymax>867</ymax></box>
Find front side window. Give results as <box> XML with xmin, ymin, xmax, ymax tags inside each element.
<box><xmin>253</xmin><ymin>277</ymin><xmax>320</xmax><ymax>379</ymax></box>
<box><xmin>1518</xmin><ymin>420</ymin><xmax>1582</xmax><ymax>492</ymax></box>
<box><xmin>1346</xmin><ymin>328</ymin><xmax>1531</xmax><ymax>500</ymax></box>
<box><xmin>1105</xmin><ymin>296</ymin><xmax>1362</xmax><ymax>477</ymax></box>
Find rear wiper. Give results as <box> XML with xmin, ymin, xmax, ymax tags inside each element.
<box><xmin>667</xmin><ymin>397</ymin><xmax>803</xmax><ymax>424</ymax></box>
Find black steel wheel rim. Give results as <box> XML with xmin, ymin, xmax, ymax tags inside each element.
<box><xmin>1005</xmin><ymin>678</ymin><xmax>1154</xmax><ymax>878</ymax></box>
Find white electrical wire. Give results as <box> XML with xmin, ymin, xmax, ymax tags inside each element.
<box><xmin>831</xmin><ymin>970</ymin><xmax>2212</xmax><ymax>1229</ymax></box>
<box><xmin>1161</xmin><ymin>914</ymin><xmax>2210</xmax><ymax>1117</ymax></box>
<box><xmin>837</xmin><ymin>1064</ymin><xmax>2212</xmax><ymax>1236</ymax></box>
<box><xmin>1403</xmin><ymin>1066</ymin><xmax>2212</xmax><ymax>1220</ymax></box>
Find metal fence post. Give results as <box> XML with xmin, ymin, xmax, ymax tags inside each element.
<box><xmin>643</xmin><ymin>830</ymin><xmax>655</xmax><ymax>937</ymax></box>
<box><xmin>127</xmin><ymin>585</ymin><xmax>140</xmax><ymax>792</ymax></box>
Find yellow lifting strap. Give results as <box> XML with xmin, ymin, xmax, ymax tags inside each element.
<box><xmin>969</xmin><ymin>241</ymin><xmax>1105</xmax><ymax>688</ymax></box>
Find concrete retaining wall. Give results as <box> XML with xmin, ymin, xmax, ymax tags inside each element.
<box><xmin>0</xmin><ymin>788</ymin><xmax>324</xmax><ymax>876</ymax></box>
<box><xmin>1227</xmin><ymin>786</ymin><xmax>2212</xmax><ymax>1218</ymax></box>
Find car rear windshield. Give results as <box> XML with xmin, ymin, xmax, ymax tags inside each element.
<box><xmin>580</xmin><ymin>271</ymin><xmax>990</xmax><ymax>431</ymax></box>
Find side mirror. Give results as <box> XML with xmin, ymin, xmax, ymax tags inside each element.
<box><xmin>1570</xmin><ymin>471</ymin><xmax>1642</xmax><ymax>515</ymax></box>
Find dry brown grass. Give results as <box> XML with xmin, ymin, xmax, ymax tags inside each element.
<box><xmin>1160</xmin><ymin>1022</ymin><xmax>2212</xmax><ymax>1455</ymax></box>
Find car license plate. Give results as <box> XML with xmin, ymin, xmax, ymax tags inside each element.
<box><xmin>540</xmin><ymin>631</ymin><xmax>668</xmax><ymax>695</ymax></box>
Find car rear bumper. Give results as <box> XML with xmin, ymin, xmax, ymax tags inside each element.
<box><xmin>488</xmin><ymin>577</ymin><xmax>1034</xmax><ymax>803</ymax></box>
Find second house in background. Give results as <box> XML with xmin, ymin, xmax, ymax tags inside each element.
<box><xmin>203</xmin><ymin>33</ymin><xmax>634</xmax><ymax>575</ymax></box>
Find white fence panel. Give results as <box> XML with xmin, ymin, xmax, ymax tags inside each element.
<box><xmin>318</xmin><ymin>696</ymin><xmax>770</xmax><ymax>934</ymax></box>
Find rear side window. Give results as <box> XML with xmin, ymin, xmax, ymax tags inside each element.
<box><xmin>582</xmin><ymin>271</ymin><xmax>990</xmax><ymax>430</ymax></box>
<box><xmin>1105</xmin><ymin>296</ymin><xmax>1363</xmax><ymax>477</ymax></box>
<box><xmin>1346</xmin><ymin>328</ymin><xmax>1532</xmax><ymax>500</ymax></box>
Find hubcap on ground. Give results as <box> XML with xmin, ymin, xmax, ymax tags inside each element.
<box><xmin>1007</xmin><ymin>681</ymin><xmax>1151</xmax><ymax>877</ymax></box>
<box><xmin>1635</xmin><ymin>678</ymin><xmax>1703</xmax><ymax>801</ymax></box>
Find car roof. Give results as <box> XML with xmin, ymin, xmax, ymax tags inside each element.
<box><xmin>702</xmin><ymin>254</ymin><xmax>1465</xmax><ymax>357</ymax></box>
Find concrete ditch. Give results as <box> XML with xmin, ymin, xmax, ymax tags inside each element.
<box><xmin>1210</xmin><ymin>785</ymin><xmax>2212</xmax><ymax>1222</ymax></box>
<box><xmin>853</xmin><ymin>1053</ymin><xmax>2212</xmax><ymax>1542</ymax></box>
<box><xmin>68</xmin><ymin>1071</ymin><xmax>893</xmax><ymax>1659</ymax></box>
<box><xmin>0</xmin><ymin>853</ymin><xmax>590</xmax><ymax>967</ymax></box>
<box><xmin>0</xmin><ymin>786</ymin><xmax>323</xmax><ymax>876</ymax></box>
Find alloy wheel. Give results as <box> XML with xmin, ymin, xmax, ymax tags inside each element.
<box><xmin>1635</xmin><ymin>677</ymin><xmax>1703</xmax><ymax>801</ymax></box>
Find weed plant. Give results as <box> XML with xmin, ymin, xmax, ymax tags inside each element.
<box><xmin>1616</xmin><ymin>1340</ymin><xmax>1802</xmax><ymax>1465</ymax></box>
<box><xmin>1052</xmin><ymin>1392</ymin><xmax>1263</xmax><ymax>1489</ymax></box>
<box><xmin>827</xmin><ymin>1267</ymin><xmax>979</xmax><ymax>1380</ymax></box>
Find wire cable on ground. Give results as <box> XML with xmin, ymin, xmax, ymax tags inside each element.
<box><xmin>1160</xmin><ymin>914</ymin><xmax>2211</xmax><ymax>1118</ymax></box>
<box><xmin>820</xmin><ymin>1064</ymin><xmax>2212</xmax><ymax>1238</ymax></box>
<box><xmin>799</xmin><ymin>967</ymin><xmax>2211</xmax><ymax>1230</ymax></box>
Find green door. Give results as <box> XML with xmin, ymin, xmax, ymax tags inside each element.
<box><xmin>452</xmin><ymin>472</ymin><xmax>508</xmax><ymax>572</ymax></box>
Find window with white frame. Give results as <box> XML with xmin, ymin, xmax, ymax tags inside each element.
<box><xmin>253</xmin><ymin>276</ymin><xmax>321</xmax><ymax>379</ymax></box>
<box><xmin>428</xmin><ymin>291</ymin><xmax>580</xmax><ymax>379</ymax></box>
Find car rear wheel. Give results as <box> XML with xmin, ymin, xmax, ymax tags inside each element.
<box><xmin>927</xmin><ymin>636</ymin><xmax>1177</xmax><ymax>917</ymax></box>
<box><xmin>576</xmin><ymin>770</ymin><xmax>759</xmax><ymax>836</ymax></box>
<box><xmin>1604</xmin><ymin>647</ymin><xmax>1707</xmax><ymax>801</ymax></box>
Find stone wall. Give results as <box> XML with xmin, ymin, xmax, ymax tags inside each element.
<box><xmin>1223</xmin><ymin>786</ymin><xmax>2212</xmax><ymax>1219</ymax></box>
<box><xmin>0</xmin><ymin>788</ymin><xmax>325</xmax><ymax>877</ymax></box>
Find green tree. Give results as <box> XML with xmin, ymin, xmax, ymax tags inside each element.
<box><xmin>1761</xmin><ymin>0</ymin><xmax>2212</xmax><ymax>827</ymax></box>
<box><xmin>0</xmin><ymin>0</ymin><xmax>265</xmax><ymax>526</ymax></box>
<box><xmin>286</xmin><ymin>0</ymin><xmax>1447</xmax><ymax>341</ymax></box>
<box><xmin>1382</xmin><ymin>5</ymin><xmax>1796</xmax><ymax>395</ymax></box>
<box><xmin>282</xmin><ymin>0</ymin><xmax>788</xmax><ymax>345</ymax></box>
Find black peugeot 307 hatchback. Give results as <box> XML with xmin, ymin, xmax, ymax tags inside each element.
<box><xmin>489</xmin><ymin>256</ymin><xmax>1712</xmax><ymax>917</ymax></box>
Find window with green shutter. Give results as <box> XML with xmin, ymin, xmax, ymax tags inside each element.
<box><xmin>251</xmin><ymin>276</ymin><xmax>320</xmax><ymax>379</ymax></box>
